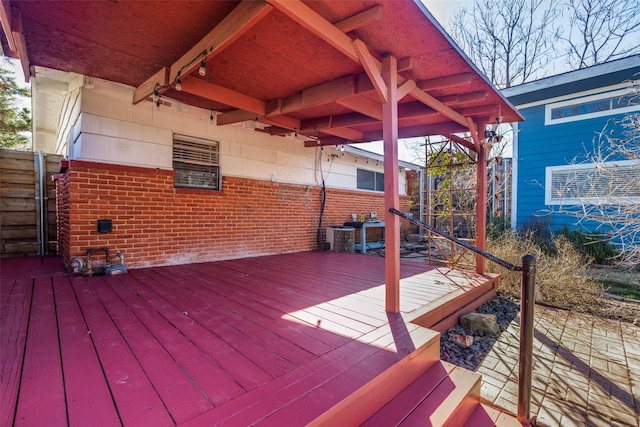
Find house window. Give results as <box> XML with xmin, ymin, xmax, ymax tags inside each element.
<box><xmin>545</xmin><ymin>160</ymin><xmax>640</xmax><ymax>205</ymax></box>
<box><xmin>173</xmin><ymin>134</ymin><xmax>220</xmax><ymax>190</ymax></box>
<box><xmin>357</xmin><ymin>169</ymin><xmax>384</xmax><ymax>191</ymax></box>
<box><xmin>545</xmin><ymin>89</ymin><xmax>639</xmax><ymax>125</ymax></box>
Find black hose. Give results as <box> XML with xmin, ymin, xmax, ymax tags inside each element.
<box><xmin>316</xmin><ymin>178</ymin><xmax>326</xmax><ymax>249</ymax></box>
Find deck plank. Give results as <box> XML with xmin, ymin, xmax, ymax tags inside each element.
<box><xmin>69</xmin><ymin>276</ymin><xmax>175</xmax><ymax>426</ymax></box>
<box><xmin>86</xmin><ymin>276</ymin><xmax>213</xmax><ymax>424</ymax></box>
<box><xmin>53</xmin><ymin>275</ymin><xmax>121</xmax><ymax>426</ymax></box>
<box><xmin>117</xmin><ymin>270</ymin><xmax>273</xmax><ymax>391</ymax></box>
<box><xmin>150</xmin><ymin>266</ymin><xmax>320</xmax><ymax>366</ymax></box>
<box><xmin>125</xmin><ymin>268</ymin><xmax>296</xmax><ymax>378</ymax></box>
<box><xmin>0</xmin><ymin>278</ymin><xmax>32</xmax><ymax>427</ymax></box>
<box><xmin>157</xmin><ymin>264</ymin><xmax>337</xmax><ymax>357</ymax></box>
<box><xmin>14</xmin><ymin>277</ymin><xmax>66</xmax><ymax>427</ymax></box>
<box><xmin>103</xmin><ymin>274</ymin><xmax>246</xmax><ymax>405</ymax></box>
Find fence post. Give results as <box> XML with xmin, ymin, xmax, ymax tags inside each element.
<box><xmin>518</xmin><ymin>254</ymin><xmax>536</xmax><ymax>424</ymax></box>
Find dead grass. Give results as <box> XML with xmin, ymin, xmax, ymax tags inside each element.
<box><xmin>485</xmin><ymin>233</ymin><xmax>621</xmax><ymax>316</ymax></box>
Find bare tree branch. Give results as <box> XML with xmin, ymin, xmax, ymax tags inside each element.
<box><xmin>449</xmin><ymin>0</ymin><xmax>559</xmax><ymax>88</ymax></box>
<box><xmin>562</xmin><ymin>0</ymin><xmax>640</xmax><ymax>68</ymax></box>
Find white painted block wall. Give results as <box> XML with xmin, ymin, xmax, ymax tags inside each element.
<box><xmin>61</xmin><ymin>77</ymin><xmax>407</xmax><ymax>194</ymax></box>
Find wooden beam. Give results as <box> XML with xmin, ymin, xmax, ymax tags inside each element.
<box><xmin>267</xmin><ymin>0</ymin><xmax>359</xmax><ymax>62</ymax></box>
<box><xmin>321</xmin><ymin>127</ymin><xmax>363</xmax><ymax>142</ymax></box>
<box><xmin>362</xmin><ymin>121</ymin><xmax>469</xmax><ymax>142</ymax></box>
<box><xmin>259</xmin><ymin>115</ymin><xmax>301</xmax><ymax>131</ymax></box>
<box><xmin>216</xmin><ymin>109</ymin><xmax>258</xmax><ymax>126</ymax></box>
<box><xmin>0</xmin><ymin>0</ymin><xmax>15</xmax><ymax>52</ymax></box>
<box><xmin>382</xmin><ymin>55</ymin><xmax>400</xmax><ymax>313</ymax></box>
<box><xmin>133</xmin><ymin>0</ymin><xmax>271</xmax><ymax>104</ymax></box>
<box><xmin>334</xmin><ymin>5</ymin><xmax>382</xmax><ymax>33</ymax></box>
<box><xmin>397</xmin><ymin>102</ymin><xmax>438</xmax><ymax>120</ymax></box>
<box><xmin>168</xmin><ymin>0</ymin><xmax>272</xmax><ymax>84</ymax></box>
<box><xmin>418</xmin><ymin>73</ymin><xmax>474</xmax><ymax>91</ymax></box>
<box><xmin>410</xmin><ymin>87</ymin><xmax>468</xmax><ymax>128</ymax></box>
<box><xmin>179</xmin><ymin>76</ymin><xmax>266</xmax><ymax>115</ymax></box>
<box><xmin>397</xmin><ymin>80</ymin><xmax>416</xmax><ymax>100</ymax></box>
<box><xmin>304</xmin><ymin>136</ymin><xmax>348</xmax><ymax>147</ymax></box>
<box><xmin>439</xmin><ymin>91</ymin><xmax>488</xmax><ymax>105</ymax></box>
<box><xmin>281</xmin><ymin>73</ymin><xmax>373</xmax><ymax>114</ymax></box>
<box><xmin>301</xmin><ymin>112</ymin><xmax>377</xmax><ymax>131</ymax></box>
<box><xmin>10</xmin><ymin>7</ymin><xmax>29</xmax><ymax>82</ymax></box>
<box><xmin>447</xmin><ymin>134</ymin><xmax>477</xmax><ymax>153</ymax></box>
<box><xmin>133</xmin><ymin>67</ymin><xmax>170</xmax><ymax>104</ymax></box>
<box><xmin>337</xmin><ymin>96</ymin><xmax>382</xmax><ymax>120</ymax></box>
<box><xmin>353</xmin><ymin>39</ymin><xmax>386</xmax><ymax>102</ymax></box>
<box><xmin>459</xmin><ymin>104</ymin><xmax>499</xmax><ymax>117</ymax></box>
<box><xmin>397</xmin><ymin>57</ymin><xmax>413</xmax><ymax>73</ymax></box>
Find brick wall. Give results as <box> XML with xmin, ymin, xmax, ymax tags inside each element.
<box><xmin>56</xmin><ymin>161</ymin><xmax>413</xmax><ymax>269</ymax></box>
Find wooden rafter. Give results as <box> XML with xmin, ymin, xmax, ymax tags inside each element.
<box><xmin>410</xmin><ymin>87</ymin><xmax>468</xmax><ymax>128</ymax></box>
<box><xmin>0</xmin><ymin>0</ymin><xmax>15</xmax><ymax>52</ymax></box>
<box><xmin>334</xmin><ymin>5</ymin><xmax>382</xmax><ymax>33</ymax></box>
<box><xmin>337</xmin><ymin>96</ymin><xmax>382</xmax><ymax>120</ymax></box>
<box><xmin>419</xmin><ymin>73</ymin><xmax>473</xmax><ymax>90</ymax></box>
<box><xmin>447</xmin><ymin>134</ymin><xmax>476</xmax><ymax>152</ymax></box>
<box><xmin>133</xmin><ymin>0</ymin><xmax>272</xmax><ymax>104</ymax></box>
<box><xmin>321</xmin><ymin>127</ymin><xmax>364</xmax><ymax>141</ymax></box>
<box><xmin>353</xmin><ymin>39</ymin><xmax>386</xmax><ymax>102</ymax></box>
<box><xmin>179</xmin><ymin>77</ymin><xmax>266</xmax><ymax>117</ymax></box>
<box><xmin>10</xmin><ymin>7</ymin><xmax>29</xmax><ymax>82</ymax></box>
<box><xmin>397</xmin><ymin>80</ymin><xmax>416</xmax><ymax>100</ymax></box>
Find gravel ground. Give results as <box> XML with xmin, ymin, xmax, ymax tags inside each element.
<box><xmin>440</xmin><ymin>296</ymin><xmax>520</xmax><ymax>371</ymax></box>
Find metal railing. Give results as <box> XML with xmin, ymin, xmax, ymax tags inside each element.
<box><xmin>390</xmin><ymin>208</ymin><xmax>536</xmax><ymax>425</ymax></box>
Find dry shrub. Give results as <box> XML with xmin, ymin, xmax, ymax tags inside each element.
<box><xmin>486</xmin><ymin>232</ymin><xmax>604</xmax><ymax>311</ymax></box>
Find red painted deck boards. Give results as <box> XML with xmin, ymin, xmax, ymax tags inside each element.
<box><xmin>0</xmin><ymin>278</ymin><xmax>33</xmax><ymax>427</ymax></box>
<box><xmin>69</xmin><ymin>275</ymin><xmax>175</xmax><ymax>426</ymax></box>
<box><xmin>1</xmin><ymin>252</ymin><xmax>493</xmax><ymax>427</ymax></box>
<box><xmin>52</xmin><ymin>276</ymin><xmax>121</xmax><ymax>426</ymax></box>
<box><xmin>14</xmin><ymin>277</ymin><xmax>66</xmax><ymax>426</ymax></box>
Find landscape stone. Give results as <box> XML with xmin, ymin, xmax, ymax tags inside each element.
<box><xmin>460</xmin><ymin>312</ymin><xmax>500</xmax><ymax>335</ymax></box>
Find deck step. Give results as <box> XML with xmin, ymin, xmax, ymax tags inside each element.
<box><xmin>407</xmin><ymin>274</ymin><xmax>498</xmax><ymax>333</ymax></box>
<box><xmin>306</xmin><ymin>327</ymin><xmax>441</xmax><ymax>426</ymax></box>
<box><xmin>463</xmin><ymin>403</ymin><xmax>523</xmax><ymax>427</ymax></box>
<box><xmin>361</xmin><ymin>361</ymin><xmax>481</xmax><ymax>427</ymax></box>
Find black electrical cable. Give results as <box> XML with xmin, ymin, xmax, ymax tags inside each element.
<box><xmin>316</xmin><ymin>178</ymin><xmax>326</xmax><ymax>250</ymax></box>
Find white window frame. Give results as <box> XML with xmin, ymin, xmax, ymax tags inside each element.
<box><xmin>545</xmin><ymin>88</ymin><xmax>639</xmax><ymax>125</ymax></box>
<box><xmin>173</xmin><ymin>134</ymin><xmax>221</xmax><ymax>190</ymax></box>
<box><xmin>545</xmin><ymin>160</ymin><xmax>640</xmax><ymax>205</ymax></box>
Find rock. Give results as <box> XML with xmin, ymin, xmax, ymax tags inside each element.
<box><xmin>460</xmin><ymin>312</ymin><xmax>500</xmax><ymax>335</ymax></box>
<box><xmin>406</xmin><ymin>234</ymin><xmax>422</xmax><ymax>243</ymax></box>
<box><xmin>451</xmin><ymin>334</ymin><xmax>475</xmax><ymax>348</ymax></box>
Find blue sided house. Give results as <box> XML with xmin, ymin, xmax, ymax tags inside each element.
<box><xmin>503</xmin><ymin>55</ymin><xmax>640</xmax><ymax>240</ymax></box>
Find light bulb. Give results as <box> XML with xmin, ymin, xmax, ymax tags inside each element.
<box><xmin>209</xmin><ymin>111</ymin><xmax>214</xmax><ymax>124</ymax></box>
<box><xmin>152</xmin><ymin>91</ymin><xmax>159</xmax><ymax>104</ymax></box>
<box><xmin>199</xmin><ymin>60</ymin><xmax>207</xmax><ymax>77</ymax></box>
<box><xmin>175</xmin><ymin>79</ymin><xmax>182</xmax><ymax>91</ymax></box>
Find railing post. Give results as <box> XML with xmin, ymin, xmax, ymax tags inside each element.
<box><xmin>518</xmin><ymin>254</ymin><xmax>536</xmax><ymax>425</ymax></box>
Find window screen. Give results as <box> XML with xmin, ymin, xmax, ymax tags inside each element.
<box><xmin>173</xmin><ymin>135</ymin><xmax>220</xmax><ymax>190</ymax></box>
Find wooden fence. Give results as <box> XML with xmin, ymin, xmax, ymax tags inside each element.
<box><xmin>1</xmin><ymin>149</ymin><xmax>63</xmax><ymax>257</ymax></box>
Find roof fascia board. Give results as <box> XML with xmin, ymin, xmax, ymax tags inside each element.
<box><xmin>509</xmin><ymin>81</ymin><xmax>634</xmax><ymax>109</ymax></box>
<box><xmin>502</xmin><ymin>55</ymin><xmax>640</xmax><ymax>98</ymax></box>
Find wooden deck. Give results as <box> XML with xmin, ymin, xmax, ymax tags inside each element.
<box><xmin>1</xmin><ymin>251</ymin><xmax>497</xmax><ymax>426</ymax></box>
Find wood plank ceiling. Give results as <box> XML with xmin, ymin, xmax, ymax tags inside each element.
<box><xmin>1</xmin><ymin>0</ymin><xmax>523</xmax><ymax>147</ymax></box>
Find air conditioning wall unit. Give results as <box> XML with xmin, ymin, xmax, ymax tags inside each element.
<box><xmin>326</xmin><ymin>226</ymin><xmax>355</xmax><ymax>253</ymax></box>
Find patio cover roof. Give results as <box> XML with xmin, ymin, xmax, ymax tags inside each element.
<box><xmin>1</xmin><ymin>0</ymin><xmax>523</xmax><ymax>146</ymax></box>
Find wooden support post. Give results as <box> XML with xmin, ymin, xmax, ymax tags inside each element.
<box><xmin>382</xmin><ymin>56</ymin><xmax>400</xmax><ymax>313</ymax></box>
<box><xmin>474</xmin><ymin>122</ymin><xmax>488</xmax><ymax>274</ymax></box>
